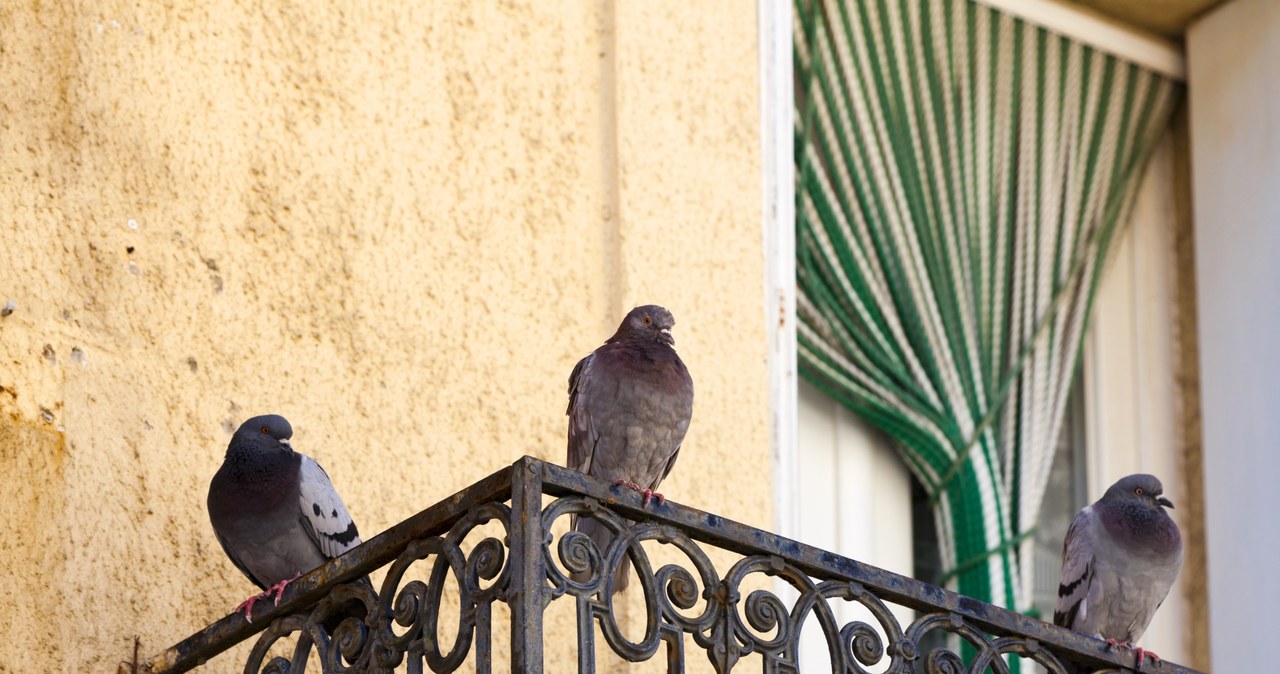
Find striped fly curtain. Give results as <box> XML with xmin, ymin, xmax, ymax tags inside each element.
<box><xmin>793</xmin><ymin>0</ymin><xmax>1179</xmax><ymax>615</ymax></box>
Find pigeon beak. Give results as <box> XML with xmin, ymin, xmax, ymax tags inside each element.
<box><xmin>659</xmin><ymin>328</ymin><xmax>674</xmax><ymax>345</ymax></box>
<box><xmin>1156</xmin><ymin>496</ymin><xmax>1174</xmax><ymax>509</ymax></box>
<box><xmin>279</xmin><ymin>438</ymin><xmax>293</xmax><ymax>451</ymax></box>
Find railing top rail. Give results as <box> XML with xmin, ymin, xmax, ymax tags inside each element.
<box><xmin>136</xmin><ymin>456</ymin><xmax>1202</xmax><ymax>674</ymax></box>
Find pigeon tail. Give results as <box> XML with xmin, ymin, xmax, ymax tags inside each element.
<box><xmin>572</xmin><ymin>516</ymin><xmax>632</xmax><ymax>594</ymax></box>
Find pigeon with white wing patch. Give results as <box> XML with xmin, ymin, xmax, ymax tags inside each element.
<box><xmin>1054</xmin><ymin>473</ymin><xmax>1183</xmax><ymax>666</ymax></box>
<box><xmin>208</xmin><ymin>414</ymin><xmax>367</xmax><ymax>622</ymax></box>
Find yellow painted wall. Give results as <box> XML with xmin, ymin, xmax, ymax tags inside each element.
<box><xmin>0</xmin><ymin>1</ymin><xmax>766</xmax><ymax>671</ymax></box>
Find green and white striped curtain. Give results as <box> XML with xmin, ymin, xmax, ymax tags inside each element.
<box><xmin>793</xmin><ymin>0</ymin><xmax>1178</xmax><ymax>615</ymax></box>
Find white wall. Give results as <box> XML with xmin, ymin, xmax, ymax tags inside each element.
<box><xmin>1084</xmin><ymin>131</ymin><xmax>1189</xmax><ymax>664</ymax></box>
<box><xmin>795</xmin><ymin>380</ymin><xmax>915</xmax><ymax>579</ymax></box>
<box><xmin>791</xmin><ymin>379</ymin><xmax>914</xmax><ymax>670</ymax></box>
<box><xmin>1188</xmin><ymin>0</ymin><xmax>1280</xmax><ymax>670</ymax></box>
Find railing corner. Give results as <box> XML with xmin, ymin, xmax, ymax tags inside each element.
<box><xmin>508</xmin><ymin>453</ymin><xmax>546</xmax><ymax>673</ymax></box>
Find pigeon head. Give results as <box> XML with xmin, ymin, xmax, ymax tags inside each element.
<box><xmin>229</xmin><ymin>414</ymin><xmax>295</xmax><ymax>457</ymax></box>
<box><xmin>613</xmin><ymin>305</ymin><xmax>678</xmax><ymax>345</ymax></box>
<box><xmin>1104</xmin><ymin>473</ymin><xmax>1174</xmax><ymax>510</ymax></box>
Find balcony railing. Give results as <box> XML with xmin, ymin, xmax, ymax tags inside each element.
<box><xmin>133</xmin><ymin>456</ymin><xmax>1202</xmax><ymax>673</ymax></box>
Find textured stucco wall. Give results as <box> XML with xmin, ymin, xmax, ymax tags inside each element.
<box><xmin>0</xmin><ymin>2</ymin><xmax>765</xmax><ymax>671</ymax></box>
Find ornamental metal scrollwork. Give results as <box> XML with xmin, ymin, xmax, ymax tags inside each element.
<box><xmin>546</xmin><ymin>495</ymin><xmax>720</xmax><ymax>666</ymax></box>
<box><xmin>545</xmin><ymin>496</ymin><xmax>919</xmax><ymax>674</ymax></box>
<box><xmin>544</xmin><ymin>493</ymin><xmax>1168</xmax><ymax>674</ymax></box>
<box><xmin>141</xmin><ymin>458</ymin><xmax>1204</xmax><ymax>674</ymax></box>
<box><xmin>240</xmin><ymin>501</ymin><xmax>511</xmax><ymax>673</ymax></box>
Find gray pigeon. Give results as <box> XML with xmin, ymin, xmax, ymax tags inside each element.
<box><xmin>208</xmin><ymin>414</ymin><xmax>365</xmax><ymax>621</ymax></box>
<box><xmin>1054</xmin><ymin>473</ymin><xmax>1183</xmax><ymax>664</ymax></box>
<box><xmin>567</xmin><ymin>305</ymin><xmax>694</xmax><ymax>593</ymax></box>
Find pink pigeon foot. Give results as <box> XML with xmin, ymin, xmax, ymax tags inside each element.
<box><xmin>1134</xmin><ymin>647</ymin><xmax>1163</xmax><ymax>668</ymax></box>
<box><xmin>266</xmin><ymin>573</ymin><xmax>303</xmax><ymax>605</ymax></box>
<box><xmin>613</xmin><ymin>479</ymin><xmax>663</xmax><ymax>506</ymax></box>
<box><xmin>235</xmin><ymin>591</ymin><xmax>271</xmax><ymax>623</ymax></box>
<box><xmin>1103</xmin><ymin>640</ymin><xmax>1161</xmax><ymax>669</ymax></box>
<box><xmin>613</xmin><ymin>479</ymin><xmax>643</xmax><ymax>493</ymax></box>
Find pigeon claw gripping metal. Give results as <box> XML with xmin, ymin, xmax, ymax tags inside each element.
<box><xmin>1104</xmin><ymin>637</ymin><xmax>1162</xmax><ymax>670</ymax></box>
<box><xmin>267</xmin><ymin>573</ymin><xmax>302</xmax><ymax>605</ymax></box>
<box><xmin>232</xmin><ymin>571</ymin><xmax>300</xmax><ymax>623</ymax></box>
<box><xmin>612</xmin><ymin>479</ymin><xmax>664</xmax><ymax>506</ymax></box>
<box><xmin>235</xmin><ymin>592</ymin><xmax>269</xmax><ymax>623</ymax></box>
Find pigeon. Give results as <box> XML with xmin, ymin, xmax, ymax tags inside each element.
<box><xmin>566</xmin><ymin>305</ymin><xmax>694</xmax><ymax>593</ymax></box>
<box><xmin>1054</xmin><ymin>473</ymin><xmax>1183</xmax><ymax>665</ymax></box>
<box><xmin>208</xmin><ymin>414</ymin><xmax>367</xmax><ymax>623</ymax></box>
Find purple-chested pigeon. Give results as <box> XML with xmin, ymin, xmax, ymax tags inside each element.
<box><xmin>1054</xmin><ymin>473</ymin><xmax>1183</xmax><ymax>665</ymax></box>
<box><xmin>208</xmin><ymin>414</ymin><xmax>366</xmax><ymax>622</ymax></box>
<box><xmin>566</xmin><ymin>305</ymin><xmax>694</xmax><ymax>593</ymax></box>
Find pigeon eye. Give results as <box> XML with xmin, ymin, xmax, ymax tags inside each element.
<box><xmin>260</xmin><ymin>425</ymin><xmax>270</xmax><ymax>434</ymax></box>
<box><xmin>1135</xmin><ymin>487</ymin><xmax>1144</xmax><ymax>495</ymax></box>
<box><xmin>643</xmin><ymin>315</ymin><xmax>652</xmax><ymax>325</ymax></box>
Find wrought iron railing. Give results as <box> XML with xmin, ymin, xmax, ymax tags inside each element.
<box><xmin>134</xmin><ymin>456</ymin><xmax>1201</xmax><ymax>673</ymax></box>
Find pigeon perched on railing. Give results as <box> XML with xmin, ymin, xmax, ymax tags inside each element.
<box><xmin>566</xmin><ymin>305</ymin><xmax>694</xmax><ymax>593</ymax></box>
<box><xmin>1054</xmin><ymin>473</ymin><xmax>1183</xmax><ymax>665</ymax></box>
<box><xmin>208</xmin><ymin>414</ymin><xmax>368</xmax><ymax>623</ymax></box>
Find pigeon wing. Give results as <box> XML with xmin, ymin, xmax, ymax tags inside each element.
<box><xmin>637</xmin><ymin>351</ymin><xmax>692</xmax><ymax>491</ymax></box>
<box><xmin>566</xmin><ymin>352</ymin><xmax>598</xmax><ymax>475</ymax></box>
<box><xmin>212</xmin><ymin>528</ymin><xmax>268</xmax><ymax>590</ymax></box>
<box><xmin>659</xmin><ymin>446</ymin><xmax>681</xmax><ymax>484</ymax></box>
<box><xmin>1054</xmin><ymin>505</ymin><xmax>1096</xmax><ymax>630</ymax></box>
<box><xmin>297</xmin><ymin>455</ymin><xmax>363</xmax><ymax>559</ymax></box>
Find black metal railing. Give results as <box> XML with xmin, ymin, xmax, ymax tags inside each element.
<box><xmin>135</xmin><ymin>456</ymin><xmax>1202</xmax><ymax>673</ymax></box>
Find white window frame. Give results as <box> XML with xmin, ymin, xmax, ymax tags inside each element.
<box><xmin>763</xmin><ymin>0</ymin><xmax>1185</xmax><ymax>543</ymax></box>
<box><xmin>763</xmin><ymin>0</ymin><xmax>1190</xmax><ymax>661</ymax></box>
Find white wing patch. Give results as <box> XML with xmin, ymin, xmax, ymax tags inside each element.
<box><xmin>298</xmin><ymin>455</ymin><xmax>362</xmax><ymax>559</ymax></box>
